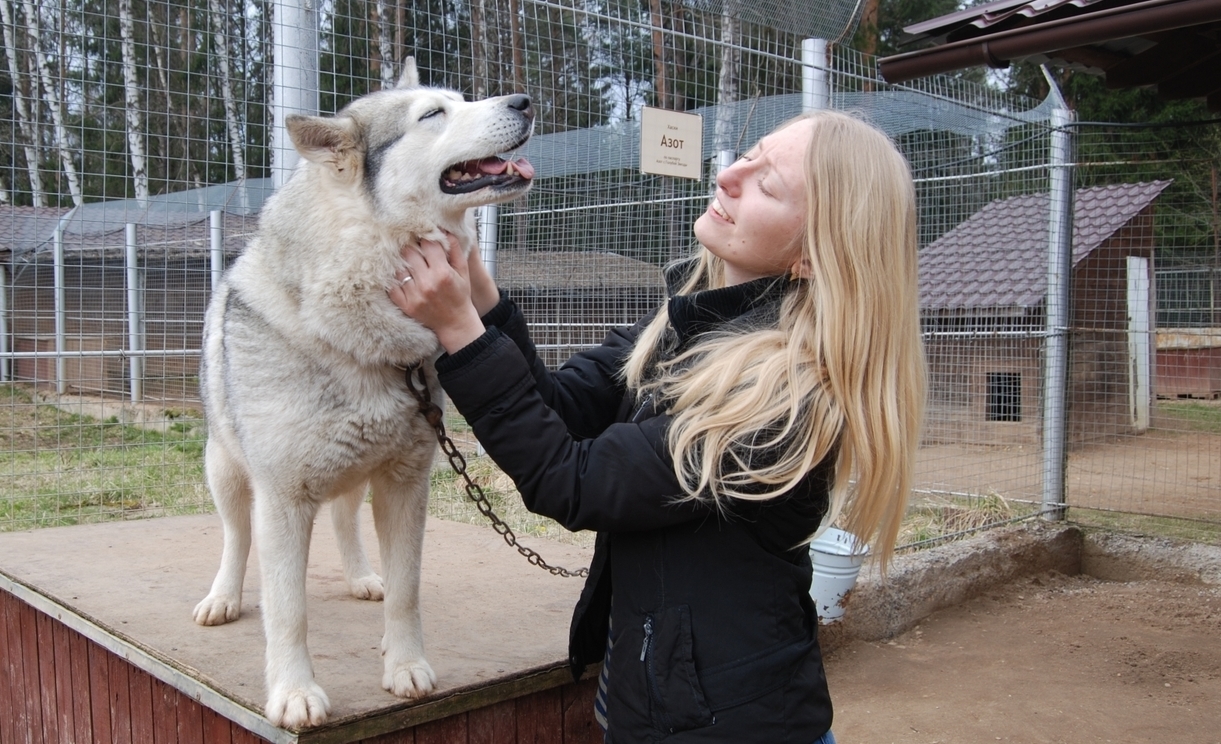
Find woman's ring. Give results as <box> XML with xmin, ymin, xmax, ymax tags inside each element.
<box><xmin>399</xmin><ymin>275</ymin><xmax>414</xmax><ymax>285</ymax></box>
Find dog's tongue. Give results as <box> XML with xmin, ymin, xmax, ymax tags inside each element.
<box><xmin>476</xmin><ymin>157</ymin><xmax>535</xmax><ymax>179</ymax></box>
<box><xmin>510</xmin><ymin>157</ymin><xmax>535</xmax><ymax>179</ymax></box>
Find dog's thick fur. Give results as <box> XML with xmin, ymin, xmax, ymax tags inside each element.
<box><xmin>193</xmin><ymin>60</ymin><xmax>534</xmax><ymax>729</ymax></box>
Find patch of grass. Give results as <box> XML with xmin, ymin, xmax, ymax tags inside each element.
<box><xmin>1</xmin><ymin>384</ymin><xmax>209</xmax><ymax>530</ymax></box>
<box><xmin>1156</xmin><ymin>400</ymin><xmax>1221</xmax><ymax>434</ymax></box>
<box><xmin>426</xmin><ymin>413</ymin><xmax>596</xmax><ymax>550</ymax></box>
<box><xmin>897</xmin><ymin>491</ymin><xmax>1039</xmax><ymax>549</ymax></box>
<box><xmin>1067</xmin><ymin>507</ymin><xmax>1221</xmax><ymax>546</ymax></box>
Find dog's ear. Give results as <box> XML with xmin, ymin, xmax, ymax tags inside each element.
<box><xmin>396</xmin><ymin>57</ymin><xmax>420</xmax><ymax>90</ymax></box>
<box><xmin>286</xmin><ymin>114</ymin><xmax>363</xmax><ymax>176</ymax></box>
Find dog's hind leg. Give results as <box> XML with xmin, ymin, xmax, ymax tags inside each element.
<box><xmin>194</xmin><ymin>438</ymin><xmax>253</xmax><ymax>626</ymax></box>
<box><xmin>371</xmin><ymin>470</ymin><xmax>437</xmax><ymax>699</ymax></box>
<box><xmin>331</xmin><ymin>485</ymin><xmax>385</xmax><ymax>600</ymax></box>
<box><xmin>256</xmin><ymin>489</ymin><xmax>332</xmax><ymax>728</ymax></box>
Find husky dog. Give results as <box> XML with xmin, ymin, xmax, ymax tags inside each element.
<box><xmin>193</xmin><ymin>59</ymin><xmax>534</xmax><ymax>728</ymax></box>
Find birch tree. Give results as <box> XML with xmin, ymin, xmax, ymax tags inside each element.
<box><xmin>713</xmin><ymin>1</ymin><xmax>739</xmax><ymax>173</ymax></box>
<box><xmin>20</xmin><ymin>0</ymin><xmax>81</xmax><ymax>205</ymax></box>
<box><xmin>208</xmin><ymin>0</ymin><xmax>247</xmax><ymax>181</ymax></box>
<box><xmin>0</xmin><ymin>0</ymin><xmax>44</xmax><ymax>206</ymax></box>
<box><xmin>118</xmin><ymin>0</ymin><xmax>149</xmax><ymax>202</ymax></box>
<box><xmin>374</xmin><ymin>0</ymin><xmax>395</xmax><ymax>89</ymax></box>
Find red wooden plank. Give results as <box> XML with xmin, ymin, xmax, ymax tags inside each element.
<box><xmin>107</xmin><ymin>649</ymin><xmax>133</xmax><ymax>743</ymax></box>
<box><xmin>0</xmin><ymin>591</ymin><xmax>19</xmax><ymax>744</ymax></box>
<box><xmin>200</xmin><ymin>705</ymin><xmax>234</xmax><ymax>744</ymax></box>
<box><xmin>86</xmin><ymin>642</ymin><xmax>114</xmax><ymax>744</ymax></box>
<box><xmin>468</xmin><ymin>698</ymin><xmax>517</xmax><ymax>744</ymax></box>
<box><xmin>358</xmin><ymin>726</ymin><xmax>417</xmax><ymax>744</ymax></box>
<box><xmin>151</xmin><ymin>676</ymin><xmax>180</xmax><ymax>742</ymax></box>
<box><xmin>18</xmin><ymin>601</ymin><xmax>45</xmax><ymax>744</ymax></box>
<box><xmin>66</xmin><ymin>625</ymin><xmax>95</xmax><ymax>744</ymax></box>
<box><xmin>414</xmin><ymin>713</ymin><xmax>467</xmax><ymax>744</ymax></box>
<box><xmin>11</xmin><ymin>598</ymin><xmax>38</xmax><ymax>742</ymax></box>
<box><xmin>127</xmin><ymin>665</ymin><xmax>156</xmax><ymax>744</ymax></box>
<box><xmin>229</xmin><ymin>719</ymin><xmax>273</xmax><ymax>744</ymax></box>
<box><xmin>515</xmin><ymin>687</ymin><xmax>563</xmax><ymax>744</ymax></box>
<box><xmin>561</xmin><ymin>678</ymin><xmax>600</xmax><ymax>744</ymax></box>
<box><xmin>52</xmin><ymin>619</ymin><xmax>76</xmax><ymax>741</ymax></box>
<box><xmin>176</xmin><ymin>691</ymin><xmax>206</xmax><ymax>744</ymax></box>
<box><xmin>34</xmin><ymin>610</ymin><xmax>59</xmax><ymax>744</ymax></box>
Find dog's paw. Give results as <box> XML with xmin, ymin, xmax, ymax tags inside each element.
<box><xmin>265</xmin><ymin>682</ymin><xmax>331</xmax><ymax>729</ymax></box>
<box><xmin>348</xmin><ymin>573</ymin><xmax>385</xmax><ymax>601</ymax></box>
<box><xmin>193</xmin><ymin>594</ymin><xmax>241</xmax><ymax>626</ymax></box>
<box><xmin>382</xmin><ymin>658</ymin><xmax>437</xmax><ymax>699</ymax></box>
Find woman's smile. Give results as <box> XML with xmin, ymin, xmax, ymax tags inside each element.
<box><xmin>708</xmin><ymin>198</ymin><xmax>734</xmax><ymax>224</ymax></box>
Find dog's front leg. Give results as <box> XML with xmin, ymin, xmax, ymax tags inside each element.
<box><xmin>372</xmin><ymin>471</ymin><xmax>436</xmax><ymax>698</ymax></box>
<box><xmin>255</xmin><ymin>492</ymin><xmax>332</xmax><ymax>728</ymax></box>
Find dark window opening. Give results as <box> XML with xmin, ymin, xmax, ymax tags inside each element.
<box><xmin>987</xmin><ymin>372</ymin><xmax>1022</xmax><ymax>422</ymax></box>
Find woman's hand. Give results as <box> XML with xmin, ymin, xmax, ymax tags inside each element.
<box><xmin>388</xmin><ymin>234</ymin><xmax>486</xmax><ymax>354</ymax></box>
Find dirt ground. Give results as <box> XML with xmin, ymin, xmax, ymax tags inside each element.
<box><xmin>916</xmin><ymin>427</ymin><xmax>1221</xmax><ymax>521</ymax></box>
<box><xmin>825</xmin><ymin>572</ymin><xmax>1221</xmax><ymax>744</ymax></box>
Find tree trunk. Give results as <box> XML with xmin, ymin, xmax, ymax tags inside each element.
<box><xmin>470</xmin><ymin>0</ymin><xmax>488</xmax><ymax>98</ymax></box>
<box><xmin>860</xmin><ymin>0</ymin><xmax>879</xmax><ymax>56</ymax></box>
<box><xmin>0</xmin><ymin>0</ymin><xmax>45</xmax><ymax>206</ymax></box>
<box><xmin>374</xmin><ymin>0</ymin><xmax>395</xmax><ymax>89</ymax></box>
<box><xmin>20</xmin><ymin>0</ymin><xmax>81</xmax><ymax>205</ymax></box>
<box><xmin>508</xmin><ymin>0</ymin><xmax>523</xmax><ymax>93</ymax></box>
<box><xmin>714</xmin><ymin>2</ymin><xmax>739</xmax><ymax>158</ymax></box>
<box><xmin>119</xmin><ymin>0</ymin><xmax>149</xmax><ymax>203</ymax></box>
<box><xmin>647</xmin><ymin>0</ymin><xmax>669</xmax><ymax>109</ymax></box>
<box><xmin>208</xmin><ymin>0</ymin><xmax>246</xmax><ymax>183</ymax></box>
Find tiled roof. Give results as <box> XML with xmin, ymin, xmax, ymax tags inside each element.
<box><xmin>919</xmin><ymin>180</ymin><xmax>1171</xmax><ymax>312</ymax></box>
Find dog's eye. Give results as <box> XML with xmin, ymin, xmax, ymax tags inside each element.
<box><xmin>420</xmin><ymin>108</ymin><xmax>444</xmax><ymax>121</ymax></box>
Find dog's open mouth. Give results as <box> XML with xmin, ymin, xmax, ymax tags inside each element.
<box><xmin>440</xmin><ymin>156</ymin><xmax>535</xmax><ymax>195</ymax></box>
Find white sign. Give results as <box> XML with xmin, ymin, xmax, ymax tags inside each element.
<box><xmin>640</xmin><ymin>107</ymin><xmax>703</xmax><ymax>180</ymax></box>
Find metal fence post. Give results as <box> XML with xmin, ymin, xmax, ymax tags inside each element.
<box><xmin>54</xmin><ymin>222</ymin><xmax>65</xmax><ymax>395</ymax></box>
<box><xmin>802</xmin><ymin>38</ymin><xmax>829</xmax><ymax>113</ymax></box>
<box><xmin>271</xmin><ymin>0</ymin><xmax>319</xmax><ymax>190</ymax></box>
<box><xmin>210</xmin><ymin>210</ymin><xmax>224</xmax><ymax>293</ymax></box>
<box><xmin>478</xmin><ymin>205</ymin><xmax>498</xmax><ymax>280</ymax></box>
<box><xmin>125</xmin><ymin>223</ymin><xmax>144</xmax><ymax>403</ymax></box>
<box><xmin>1042</xmin><ymin>100</ymin><xmax>1075</xmax><ymax>522</ymax></box>
<box><xmin>0</xmin><ymin>263</ymin><xmax>8</xmax><ymax>382</ymax></box>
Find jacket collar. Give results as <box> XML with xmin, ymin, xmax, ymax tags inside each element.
<box><xmin>667</xmin><ymin>274</ymin><xmax>793</xmax><ymax>349</ymax></box>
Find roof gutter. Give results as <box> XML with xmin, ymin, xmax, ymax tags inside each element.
<box><xmin>878</xmin><ymin>0</ymin><xmax>1221</xmax><ymax>83</ymax></box>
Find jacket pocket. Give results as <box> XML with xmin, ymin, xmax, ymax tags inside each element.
<box><xmin>641</xmin><ymin>605</ymin><xmax>715</xmax><ymax>735</ymax></box>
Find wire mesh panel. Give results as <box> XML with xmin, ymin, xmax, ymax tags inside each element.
<box><xmin>0</xmin><ymin>0</ymin><xmax>1216</xmax><ymax>542</ymax></box>
<box><xmin>1061</xmin><ymin>123</ymin><xmax>1221</xmax><ymax>533</ymax></box>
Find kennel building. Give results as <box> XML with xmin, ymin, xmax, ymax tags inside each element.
<box><xmin>919</xmin><ymin>180</ymin><xmax>1171</xmax><ymax>447</ymax></box>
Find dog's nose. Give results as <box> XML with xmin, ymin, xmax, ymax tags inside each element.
<box><xmin>506</xmin><ymin>94</ymin><xmax>534</xmax><ymax>121</ymax></box>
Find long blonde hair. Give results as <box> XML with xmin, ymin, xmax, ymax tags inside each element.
<box><xmin>623</xmin><ymin>110</ymin><xmax>926</xmax><ymax>565</ymax></box>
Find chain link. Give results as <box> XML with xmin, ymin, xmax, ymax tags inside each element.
<box><xmin>404</xmin><ymin>364</ymin><xmax>589</xmax><ymax>579</ymax></box>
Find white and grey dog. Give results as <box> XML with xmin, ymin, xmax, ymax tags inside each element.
<box><xmin>193</xmin><ymin>59</ymin><xmax>534</xmax><ymax>729</ymax></box>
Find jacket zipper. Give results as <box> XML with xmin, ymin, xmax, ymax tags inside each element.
<box><xmin>630</xmin><ymin>393</ymin><xmax>655</xmax><ymax>424</ymax></box>
<box><xmin>640</xmin><ymin>615</ymin><xmax>673</xmax><ymax>732</ymax></box>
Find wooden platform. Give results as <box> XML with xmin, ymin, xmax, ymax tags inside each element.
<box><xmin>0</xmin><ymin>507</ymin><xmax>599</xmax><ymax>743</ymax></box>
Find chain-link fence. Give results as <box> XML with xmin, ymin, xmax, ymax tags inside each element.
<box><xmin>0</xmin><ymin>0</ymin><xmax>1217</xmax><ymax>545</ymax></box>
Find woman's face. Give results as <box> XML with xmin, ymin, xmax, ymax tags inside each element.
<box><xmin>693</xmin><ymin>119</ymin><xmax>812</xmax><ymax>286</ymax></box>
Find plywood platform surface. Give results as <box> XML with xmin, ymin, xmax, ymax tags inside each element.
<box><xmin>0</xmin><ymin>506</ymin><xmax>593</xmax><ymax>735</ymax></box>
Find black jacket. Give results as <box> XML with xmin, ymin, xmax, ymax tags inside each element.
<box><xmin>436</xmin><ymin>275</ymin><xmax>834</xmax><ymax>743</ymax></box>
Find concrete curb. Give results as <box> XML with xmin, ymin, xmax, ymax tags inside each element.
<box><xmin>819</xmin><ymin>522</ymin><xmax>1219</xmax><ymax>651</ymax></box>
<box><xmin>1082</xmin><ymin>530</ymin><xmax>1221</xmax><ymax>584</ymax></box>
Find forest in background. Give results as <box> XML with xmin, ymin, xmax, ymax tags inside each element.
<box><xmin>0</xmin><ymin>0</ymin><xmax>1216</xmax><ymax>270</ymax></box>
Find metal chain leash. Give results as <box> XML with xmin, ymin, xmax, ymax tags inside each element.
<box><xmin>404</xmin><ymin>364</ymin><xmax>589</xmax><ymax>578</ymax></box>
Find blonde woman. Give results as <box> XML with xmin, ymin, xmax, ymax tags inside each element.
<box><xmin>390</xmin><ymin>110</ymin><xmax>925</xmax><ymax>743</ymax></box>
